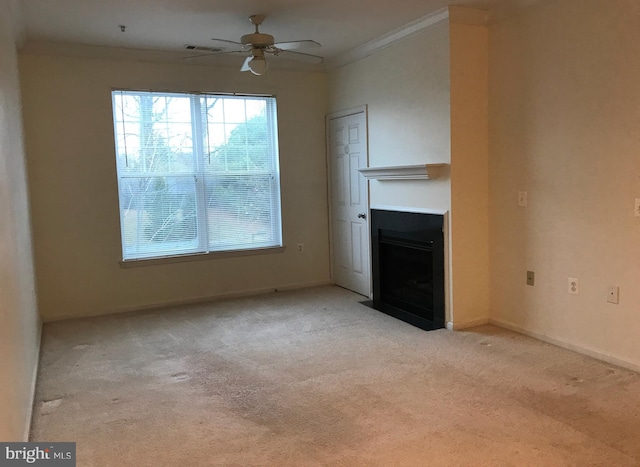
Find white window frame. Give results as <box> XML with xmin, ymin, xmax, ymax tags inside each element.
<box><xmin>111</xmin><ymin>89</ymin><xmax>283</xmax><ymax>262</ymax></box>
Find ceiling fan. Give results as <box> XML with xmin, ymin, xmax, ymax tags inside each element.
<box><xmin>185</xmin><ymin>14</ymin><xmax>323</xmax><ymax>75</ymax></box>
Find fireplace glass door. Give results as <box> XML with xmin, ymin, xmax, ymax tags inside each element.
<box><xmin>369</xmin><ymin>209</ymin><xmax>445</xmax><ymax>331</ymax></box>
<box><xmin>379</xmin><ymin>234</ymin><xmax>434</xmax><ymax>321</ymax></box>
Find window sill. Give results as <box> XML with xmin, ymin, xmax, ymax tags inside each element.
<box><xmin>119</xmin><ymin>246</ymin><xmax>285</xmax><ymax>268</ymax></box>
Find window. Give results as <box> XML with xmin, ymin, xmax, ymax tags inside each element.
<box><xmin>111</xmin><ymin>90</ymin><xmax>282</xmax><ymax>261</ymax></box>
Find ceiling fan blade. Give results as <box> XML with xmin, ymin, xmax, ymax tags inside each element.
<box><xmin>183</xmin><ymin>50</ymin><xmax>244</xmax><ymax>60</ymax></box>
<box><xmin>211</xmin><ymin>38</ymin><xmax>245</xmax><ymax>48</ymax></box>
<box><xmin>240</xmin><ymin>55</ymin><xmax>253</xmax><ymax>72</ymax></box>
<box><xmin>273</xmin><ymin>40</ymin><xmax>321</xmax><ymax>50</ymax></box>
<box><xmin>272</xmin><ymin>49</ymin><xmax>323</xmax><ymax>64</ymax></box>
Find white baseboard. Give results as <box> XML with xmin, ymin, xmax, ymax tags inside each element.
<box><xmin>272</xmin><ymin>281</ymin><xmax>334</xmax><ymax>293</ymax></box>
<box><xmin>447</xmin><ymin>317</ymin><xmax>490</xmax><ymax>331</ymax></box>
<box><xmin>24</xmin><ymin>320</ymin><xmax>42</xmax><ymax>441</ymax></box>
<box><xmin>45</xmin><ymin>281</ymin><xmax>334</xmax><ymax>322</ymax></box>
<box><xmin>490</xmin><ymin>318</ymin><xmax>640</xmax><ymax>373</ymax></box>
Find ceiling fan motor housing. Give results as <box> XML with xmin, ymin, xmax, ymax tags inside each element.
<box><xmin>241</xmin><ymin>33</ymin><xmax>274</xmax><ymax>47</ymax></box>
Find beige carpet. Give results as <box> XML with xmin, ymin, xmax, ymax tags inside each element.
<box><xmin>30</xmin><ymin>285</ymin><xmax>640</xmax><ymax>466</ymax></box>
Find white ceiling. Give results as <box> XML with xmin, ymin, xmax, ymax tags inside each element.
<box><xmin>17</xmin><ymin>0</ymin><xmax>516</xmax><ymax>69</ymax></box>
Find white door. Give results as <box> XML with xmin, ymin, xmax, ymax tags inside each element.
<box><xmin>328</xmin><ymin>109</ymin><xmax>370</xmax><ymax>297</ymax></box>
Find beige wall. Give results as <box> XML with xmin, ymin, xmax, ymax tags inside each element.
<box><xmin>0</xmin><ymin>0</ymin><xmax>41</xmax><ymax>441</ymax></box>
<box><xmin>449</xmin><ymin>21</ymin><xmax>490</xmax><ymax>328</ymax></box>
<box><xmin>7</xmin><ymin>0</ymin><xmax>640</xmax><ymax>440</ymax></box>
<box><xmin>327</xmin><ymin>24</ymin><xmax>452</xmax><ymax>212</ymax></box>
<box><xmin>489</xmin><ymin>0</ymin><xmax>640</xmax><ymax>369</ymax></box>
<box><xmin>20</xmin><ymin>54</ymin><xmax>329</xmax><ymax>321</ymax></box>
<box><xmin>327</xmin><ymin>18</ymin><xmax>491</xmax><ymax>327</ymax></box>
<box><xmin>327</xmin><ymin>24</ymin><xmax>453</xmax><ymax>318</ymax></box>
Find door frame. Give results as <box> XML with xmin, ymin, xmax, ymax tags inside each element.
<box><xmin>325</xmin><ymin>105</ymin><xmax>372</xmax><ymax>298</ymax></box>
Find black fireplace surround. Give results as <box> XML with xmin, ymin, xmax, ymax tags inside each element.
<box><xmin>368</xmin><ymin>209</ymin><xmax>445</xmax><ymax>331</ymax></box>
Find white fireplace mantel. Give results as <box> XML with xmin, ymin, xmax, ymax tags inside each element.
<box><xmin>358</xmin><ymin>163</ymin><xmax>448</xmax><ymax>181</ymax></box>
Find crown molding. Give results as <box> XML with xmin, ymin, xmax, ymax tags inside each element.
<box><xmin>324</xmin><ymin>7</ymin><xmax>450</xmax><ymax>71</ymax></box>
<box><xmin>17</xmin><ymin>40</ymin><xmax>324</xmax><ymax>73</ymax></box>
<box><xmin>19</xmin><ymin>41</ymin><xmax>183</xmax><ymax>62</ymax></box>
<box><xmin>448</xmin><ymin>6</ymin><xmax>488</xmax><ymax>26</ymax></box>
<box><xmin>323</xmin><ymin>0</ymin><xmax>551</xmax><ymax>72</ymax></box>
<box><xmin>9</xmin><ymin>0</ymin><xmax>27</xmax><ymax>47</ymax></box>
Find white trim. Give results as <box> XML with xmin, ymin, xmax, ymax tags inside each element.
<box><xmin>326</xmin><ymin>105</ymin><xmax>367</xmax><ymax>121</ymax></box>
<box><xmin>358</xmin><ymin>163</ymin><xmax>447</xmax><ymax>180</ymax></box>
<box><xmin>442</xmin><ymin>211</ymin><xmax>451</xmax><ymax>325</ymax></box>
<box><xmin>448</xmin><ymin>6</ymin><xmax>488</xmax><ymax>26</ymax></box>
<box><xmin>119</xmin><ymin>246</ymin><xmax>284</xmax><ymax>268</ymax></box>
<box><xmin>370</xmin><ymin>205</ymin><xmax>447</xmax><ymax>216</ymax></box>
<box><xmin>447</xmin><ymin>318</ymin><xmax>490</xmax><ymax>331</ymax></box>
<box><xmin>24</xmin><ymin>321</ymin><xmax>42</xmax><ymax>441</ymax></box>
<box><xmin>44</xmin><ymin>282</ymin><xmax>334</xmax><ymax>323</ymax></box>
<box><xmin>325</xmin><ymin>106</ymin><xmax>371</xmax><ymax>298</ymax></box>
<box><xmin>18</xmin><ymin>41</ymin><xmax>322</xmax><ymax>74</ymax></box>
<box><xmin>9</xmin><ymin>0</ymin><xmax>27</xmax><ymax>47</ymax></box>
<box><xmin>322</xmin><ymin>0</ymin><xmax>550</xmax><ymax>71</ymax></box>
<box><xmin>324</xmin><ymin>8</ymin><xmax>450</xmax><ymax>70</ymax></box>
<box><xmin>490</xmin><ymin>318</ymin><xmax>640</xmax><ymax>374</ymax></box>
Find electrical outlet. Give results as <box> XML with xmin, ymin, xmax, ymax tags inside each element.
<box><xmin>635</xmin><ymin>199</ymin><xmax>640</xmax><ymax>217</ymax></box>
<box><xmin>296</xmin><ymin>243</ymin><xmax>304</xmax><ymax>253</ymax></box>
<box><xmin>526</xmin><ymin>270</ymin><xmax>535</xmax><ymax>286</ymax></box>
<box><xmin>607</xmin><ymin>286</ymin><xmax>619</xmax><ymax>304</ymax></box>
<box><xmin>518</xmin><ymin>191</ymin><xmax>528</xmax><ymax>207</ymax></box>
<box><xmin>568</xmin><ymin>277</ymin><xmax>579</xmax><ymax>295</ymax></box>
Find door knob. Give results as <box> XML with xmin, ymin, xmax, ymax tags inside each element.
<box><xmin>357</xmin><ymin>213</ymin><xmax>367</xmax><ymax>219</ymax></box>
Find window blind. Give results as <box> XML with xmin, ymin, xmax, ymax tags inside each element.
<box><xmin>112</xmin><ymin>90</ymin><xmax>282</xmax><ymax>260</ymax></box>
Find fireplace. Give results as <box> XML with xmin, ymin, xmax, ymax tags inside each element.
<box><xmin>367</xmin><ymin>209</ymin><xmax>445</xmax><ymax>331</ymax></box>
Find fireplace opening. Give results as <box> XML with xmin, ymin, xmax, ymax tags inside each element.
<box><xmin>380</xmin><ymin>234</ymin><xmax>434</xmax><ymax>320</ymax></box>
<box><xmin>366</xmin><ymin>209</ymin><xmax>445</xmax><ymax>331</ymax></box>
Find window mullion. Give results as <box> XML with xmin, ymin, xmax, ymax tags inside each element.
<box><xmin>191</xmin><ymin>96</ymin><xmax>209</xmax><ymax>253</ymax></box>
<box><xmin>266</xmin><ymin>98</ymin><xmax>282</xmax><ymax>245</ymax></box>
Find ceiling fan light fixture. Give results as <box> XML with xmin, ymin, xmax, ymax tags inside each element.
<box><xmin>248</xmin><ymin>56</ymin><xmax>267</xmax><ymax>76</ymax></box>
